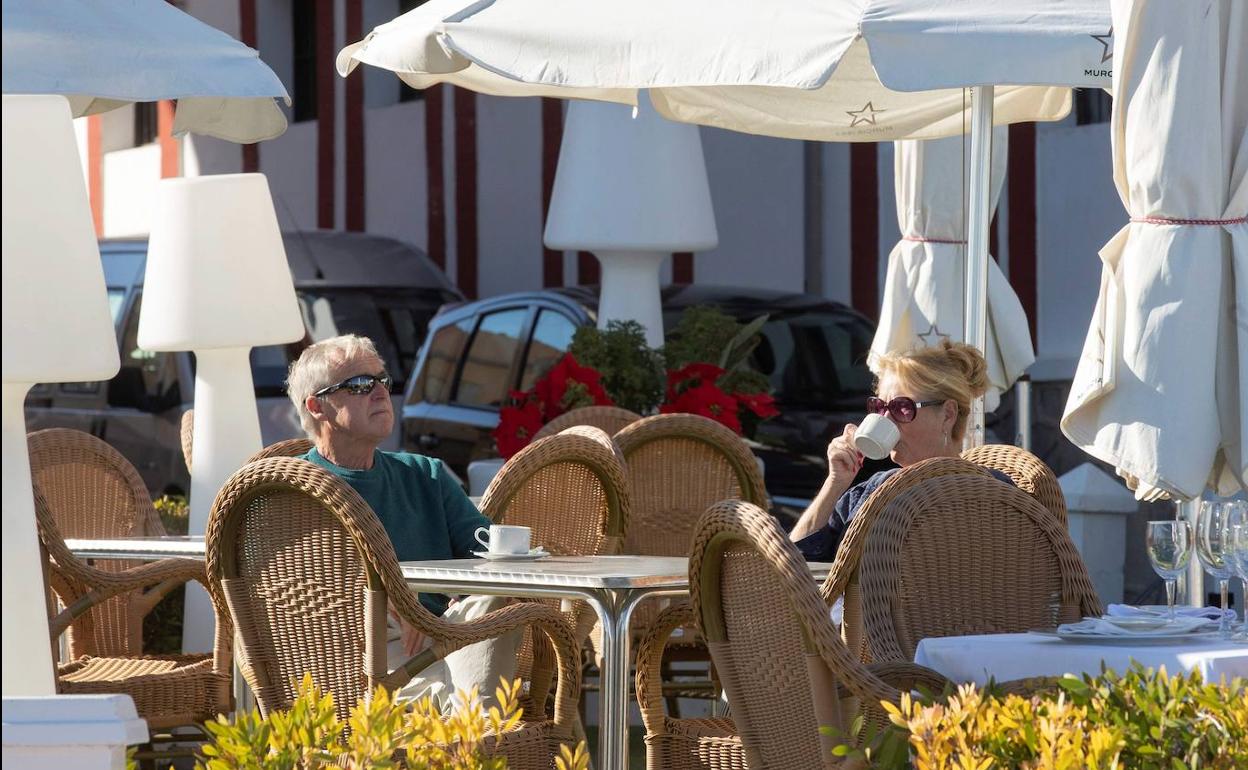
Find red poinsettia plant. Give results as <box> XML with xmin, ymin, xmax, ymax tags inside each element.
<box><xmin>493</xmin><ymin>353</ymin><xmax>614</xmax><ymax>458</ymax></box>
<box><xmin>661</xmin><ymin>362</ymin><xmax>779</xmax><ymax>434</ymax></box>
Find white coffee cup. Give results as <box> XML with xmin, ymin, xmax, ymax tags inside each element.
<box><xmin>474</xmin><ymin>524</ymin><xmax>532</xmax><ymax>555</ymax></box>
<box><xmin>852</xmin><ymin>413</ymin><xmax>900</xmax><ymax>460</ymax></box>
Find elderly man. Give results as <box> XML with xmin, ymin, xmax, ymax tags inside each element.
<box><xmin>286</xmin><ymin>333</ymin><xmax>519</xmax><ymax>705</ymax></box>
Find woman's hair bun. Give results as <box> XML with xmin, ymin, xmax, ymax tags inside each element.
<box><xmin>939</xmin><ymin>340</ymin><xmax>989</xmax><ymax>397</ymax></box>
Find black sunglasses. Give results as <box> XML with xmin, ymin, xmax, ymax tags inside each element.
<box><xmin>314</xmin><ymin>372</ymin><xmax>393</xmax><ymax>398</ymax></box>
<box><xmin>866</xmin><ymin>396</ymin><xmax>944</xmax><ymax>424</ymax></box>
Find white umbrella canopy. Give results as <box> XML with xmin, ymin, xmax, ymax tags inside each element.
<box><xmin>872</xmin><ymin>129</ymin><xmax>1036</xmax><ymax>412</ymax></box>
<box><xmin>344</xmin><ymin>0</ymin><xmax>1113</xmax><ymax>141</ymax></box>
<box><xmin>1062</xmin><ymin>0</ymin><xmax>1247</xmax><ymax>501</ymax></box>
<box><xmin>2</xmin><ymin>0</ymin><xmax>289</xmax><ymax>143</ymax></box>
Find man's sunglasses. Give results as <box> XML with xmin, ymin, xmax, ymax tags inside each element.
<box><xmin>314</xmin><ymin>373</ymin><xmax>393</xmax><ymax>398</ymax></box>
<box><xmin>866</xmin><ymin>396</ymin><xmax>944</xmax><ymax>423</ymax></box>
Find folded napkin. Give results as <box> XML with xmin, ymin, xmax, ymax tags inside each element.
<box><xmin>1107</xmin><ymin>604</ymin><xmax>1236</xmax><ymax>622</ymax></box>
<box><xmin>1057</xmin><ymin>615</ymin><xmax>1211</xmax><ymax>636</ymax></box>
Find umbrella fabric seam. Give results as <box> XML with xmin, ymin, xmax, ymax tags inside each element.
<box><xmin>1128</xmin><ymin>216</ymin><xmax>1247</xmax><ymax>226</ymax></box>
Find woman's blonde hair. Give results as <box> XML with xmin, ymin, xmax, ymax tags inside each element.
<box><xmin>873</xmin><ymin>340</ymin><xmax>989</xmax><ymax>441</ymax></box>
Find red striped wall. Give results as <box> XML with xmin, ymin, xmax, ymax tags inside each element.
<box><xmin>315</xmin><ymin>0</ymin><xmax>335</xmax><ymax>229</ymax></box>
<box><xmin>239</xmin><ymin>0</ymin><xmax>259</xmax><ymax>173</ymax></box>
<box><xmin>672</xmin><ymin>252</ymin><xmax>694</xmax><ymax>284</ymax></box>
<box><xmin>425</xmin><ymin>86</ymin><xmax>447</xmax><ymax>269</ymax></box>
<box><xmin>344</xmin><ymin>0</ymin><xmax>365</xmax><ymax>231</ymax></box>
<box><xmin>454</xmin><ymin>88</ymin><xmax>478</xmax><ymax>298</ymax></box>
<box><xmin>157</xmin><ymin>101</ymin><xmax>179</xmax><ymax>178</ymax></box>
<box><xmin>540</xmin><ymin>98</ymin><xmax>564</xmax><ymax>287</ymax></box>
<box><xmin>1008</xmin><ymin>123</ymin><xmax>1038</xmax><ymax>345</ymax></box>
<box><xmin>87</xmin><ymin>116</ymin><xmax>104</xmax><ymax>236</ymax></box>
<box><xmin>850</xmin><ymin>143</ymin><xmax>880</xmax><ymax>320</ymax></box>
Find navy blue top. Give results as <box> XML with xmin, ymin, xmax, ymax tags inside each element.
<box><xmin>301</xmin><ymin>448</ymin><xmax>490</xmax><ymax>616</ymax></box>
<box><xmin>795</xmin><ymin>466</ymin><xmax>1015</xmax><ymax>562</ymax></box>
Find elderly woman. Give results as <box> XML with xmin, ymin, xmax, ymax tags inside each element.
<box><xmin>286</xmin><ymin>334</ymin><xmax>519</xmax><ymax>705</ymax></box>
<box><xmin>790</xmin><ymin>339</ymin><xmax>1011</xmax><ymax>561</ymax></box>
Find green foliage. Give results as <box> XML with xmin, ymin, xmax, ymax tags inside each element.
<box><xmin>663</xmin><ymin>306</ymin><xmax>771</xmax><ymax>396</ymax></box>
<box><xmin>188</xmin><ymin>674</ymin><xmax>589</xmax><ymax>770</ymax></box>
<box><xmin>143</xmin><ymin>494</ymin><xmax>190</xmax><ymax>654</ymax></box>
<box><xmin>568</xmin><ymin>320</ymin><xmax>664</xmax><ymax>414</ymax></box>
<box><xmin>830</xmin><ymin>663</ymin><xmax>1248</xmax><ymax>770</ymax></box>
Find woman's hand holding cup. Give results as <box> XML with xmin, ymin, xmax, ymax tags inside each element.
<box><xmin>826</xmin><ymin>424</ymin><xmax>864</xmax><ymax>494</ymax></box>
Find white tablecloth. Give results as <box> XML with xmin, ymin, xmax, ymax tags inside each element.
<box><xmin>914</xmin><ymin>633</ymin><xmax>1248</xmax><ymax>686</ymax></box>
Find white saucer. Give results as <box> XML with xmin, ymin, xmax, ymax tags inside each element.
<box><xmin>472</xmin><ymin>548</ymin><xmax>549</xmax><ymax>561</ymax></box>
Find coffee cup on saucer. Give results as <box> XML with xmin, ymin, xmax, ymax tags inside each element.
<box><xmin>852</xmin><ymin>413</ymin><xmax>900</xmax><ymax>460</ymax></box>
<box><xmin>474</xmin><ymin>524</ymin><xmax>532</xmax><ymax>555</ymax></box>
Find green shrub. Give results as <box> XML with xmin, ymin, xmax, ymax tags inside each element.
<box><xmin>176</xmin><ymin>675</ymin><xmax>589</xmax><ymax>770</ymax></box>
<box><xmin>828</xmin><ymin>663</ymin><xmax>1248</xmax><ymax>769</ymax></box>
<box><xmin>567</xmin><ymin>320</ymin><xmax>665</xmax><ymax>415</ymax></box>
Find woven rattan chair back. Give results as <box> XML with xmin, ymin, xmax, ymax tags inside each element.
<box><xmin>532</xmin><ymin>405</ymin><xmax>641</xmax><ymax>441</ymax></box>
<box><xmin>962</xmin><ymin>444</ymin><xmax>1068</xmax><ymax>527</ymax></box>
<box><xmin>689</xmin><ymin>500</ymin><xmax>900</xmax><ymax>770</ymax></box>
<box><xmin>819</xmin><ymin>457</ymin><xmax>994</xmax><ymax>662</ymax></box>
<box><xmin>860</xmin><ymin>475</ymin><xmax>1103</xmax><ymax>663</ymax></box>
<box><xmin>28</xmin><ymin>428</ymin><xmax>167</xmax><ymax>657</ymax></box>
<box><xmin>481</xmin><ymin>426</ymin><xmax>630</xmax><ymax>558</ymax></box>
<box><xmin>615</xmin><ymin>414</ymin><xmax>766</xmax><ymax>557</ymax></box>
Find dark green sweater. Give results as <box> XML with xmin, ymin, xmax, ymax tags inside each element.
<box><xmin>301</xmin><ymin>448</ymin><xmax>490</xmax><ymax>616</ymax></box>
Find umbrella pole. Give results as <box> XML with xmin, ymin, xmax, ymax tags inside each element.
<box><xmin>964</xmin><ymin>86</ymin><xmax>994</xmax><ymax>448</ymax></box>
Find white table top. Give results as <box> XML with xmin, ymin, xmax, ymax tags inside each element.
<box><xmin>915</xmin><ymin>632</ymin><xmax>1248</xmax><ymax>686</ymax></box>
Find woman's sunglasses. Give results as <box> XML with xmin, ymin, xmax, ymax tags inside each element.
<box><xmin>866</xmin><ymin>396</ymin><xmax>944</xmax><ymax>423</ymax></box>
<box><xmin>314</xmin><ymin>372</ymin><xmax>393</xmax><ymax>398</ymax></box>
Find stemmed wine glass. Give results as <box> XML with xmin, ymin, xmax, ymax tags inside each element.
<box><xmin>1196</xmin><ymin>501</ymin><xmax>1236</xmax><ymax>638</ymax></box>
<box><xmin>1146</xmin><ymin>520</ymin><xmax>1192</xmax><ymax>625</ymax></box>
<box><xmin>1223</xmin><ymin>502</ymin><xmax>1248</xmax><ymax>641</ymax></box>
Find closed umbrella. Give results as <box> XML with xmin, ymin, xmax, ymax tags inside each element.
<box><xmin>2</xmin><ymin>0</ymin><xmax>289</xmax><ymax>141</ymax></box>
<box><xmin>872</xmin><ymin>128</ymin><xmax>1036</xmax><ymax>412</ymax></box>
<box><xmin>1062</xmin><ymin>0</ymin><xmax>1246</xmax><ymax>501</ymax></box>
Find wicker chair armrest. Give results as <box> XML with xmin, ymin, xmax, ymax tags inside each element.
<box><xmin>48</xmin><ymin>558</ymin><xmax>206</xmax><ymax>638</ymax></box>
<box><xmin>634</xmin><ymin>601</ymin><xmax>697</xmax><ymax>732</ymax></box>
<box><xmin>859</xmin><ymin>662</ymin><xmax>950</xmax><ymax>697</ymax></box>
<box><xmin>394</xmin><ymin>598</ymin><xmax>582</xmax><ymax>726</ymax></box>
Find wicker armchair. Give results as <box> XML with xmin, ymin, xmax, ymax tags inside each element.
<box><xmin>246</xmin><ymin>437</ymin><xmax>314</xmax><ymax>462</ymax></box>
<box><xmin>532</xmin><ymin>405</ymin><xmax>641</xmax><ymax>441</ymax></box>
<box><xmin>636</xmin><ymin>499</ymin><xmax>948</xmax><ymax>770</ymax></box>
<box><xmin>180</xmin><ymin>408</ymin><xmax>195</xmax><ymax>472</ymax></box>
<box><xmin>480</xmin><ymin>426</ymin><xmax>631</xmax><ymax>687</ymax></box>
<box><xmin>859</xmin><ymin>474</ymin><xmax>1102</xmax><ymax>664</ymax></box>
<box><xmin>962</xmin><ymin>443</ymin><xmax>1068</xmax><ymax>527</ymax></box>
<box><xmin>612</xmin><ymin>413</ymin><xmax>767</xmax><ymax>702</ymax></box>
<box><xmin>28</xmin><ymin>428</ymin><xmax>233</xmax><ymax>732</ymax></box>
<box><xmin>819</xmin><ymin>457</ymin><xmax>996</xmax><ymax>662</ymax></box>
<box><xmin>205</xmin><ymin>456</ymin><xmax>581</xmax><ymax>767</ymax></box>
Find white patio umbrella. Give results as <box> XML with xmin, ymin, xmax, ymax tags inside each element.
<box><xmin>1062</xmin><ymin>0</ymin><xmax>1246</xmax><ymax>501</ymax></box>
<box><xmin>872</xmin><ymin>129</ymin><xmax>1036</xmax><ymax>413</ymax></box>
<box><xmin>2</xmin><ymin>0</ymin><xmax>289</xmax><ymax>141</ymax></box>
<box><xmin>342</xmin><ymin>0</ymin><xmax>1111</xmax><ymax>448</ymax></box>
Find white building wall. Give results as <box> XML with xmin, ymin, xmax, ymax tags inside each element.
<box><xmin>476</xmin><ymin>95</ymin><xmax>545</xmax><ymax>297</ymax></box>
<box><xmin>101</xmin><ymin>144</ymin><xmax>162</xmax><ymax>237</ymax></box>
<box><xmin>363</xmin><ymin>99</ymin><xmax>429</xmax><ymax>248</ymax></box>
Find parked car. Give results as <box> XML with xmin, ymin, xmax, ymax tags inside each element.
<box><xmin>401</xmin><ymin>285</ymin><xmax>893</xmax><ymax>522</ymax></box>
<box><xmin>24</xmin><ymin>230</ymin><xmax>463</xmax><ymax>495</ymax></box>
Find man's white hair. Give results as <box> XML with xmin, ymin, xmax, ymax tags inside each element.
<box><xmin>286</xmin><ymin>334</ymin><xmax>382</xmax><ymax>438</ymax></box>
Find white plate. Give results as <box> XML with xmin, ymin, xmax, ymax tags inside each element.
<box><xmin>1091</xmin><ymin>615</ymin><xmax>1171</xmax><ymax>632</ymax></box>
<box><xmin>471</xmin><ymin>548</ymin><xmax>549</xmax><ymax>561</ymax></box>
<box><xmin>1030</xmin><ymin>628</ymin><xmax>1219</xmax><ymax>645</ymax></box>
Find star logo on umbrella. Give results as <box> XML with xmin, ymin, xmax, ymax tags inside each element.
<box><xmin>1091</xmin><ymin>27</ymin><xmax>1113</xmax><ymax>63</ymax></box>
<box><xmin>917</xmin><ymin>324</ymin><xmax>950</xmax><ymax>347</ymax></box>
<box><xmin>847</xmin><ymin>101</ymin><xmax>886</xmax><ymax>127</ymax></box>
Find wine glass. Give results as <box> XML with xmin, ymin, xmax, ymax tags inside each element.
<box><xmin>1146</xmin><ymin>520</ymin><xmax>1192</xmax><ymax>625</ymax></box>
<box><xmin>1196</xmin><ymin>501</ymin><xmax>1236</xmax><ymax>638</ymax></box>
<box><xmin>1224</xmin><ymin>502</ymin><xmax>1248</xmax><ymax>641</ymax></box>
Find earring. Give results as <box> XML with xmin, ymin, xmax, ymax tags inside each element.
<box><xmin>943</xmin><ymin>433</ymin><xmax>949</xmax><ymax>448</ymax></box>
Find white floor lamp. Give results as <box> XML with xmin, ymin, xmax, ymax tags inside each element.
<box><xmin>545</xmin><ymin>92</ymin><xmax>717</xmax><ymax>348</ymax></box>
<box><xmin>2</xmin><ymin>95</ymin><xmax>120</xmax><ymax>695</ymax></box>
<box><xmin>138</xmin><ymin>173</ymin><xmax>304</xmax><ymax>653</ymax></box>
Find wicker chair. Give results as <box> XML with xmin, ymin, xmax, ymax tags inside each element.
<box><xmin>635</xmin><ymin>499</ymin><xmax>949</xmax><ymax>770</ymax></box>
<box><xmin>480</xmin><ymin>426</ymin><xmax>630</xmax><ymax>688</ymax></box>
<box><xmin>28</xmin><ymin>428</ymin><xmax>233</xmax><ymax>733</ymax></box>
<box><xmin>859</xmin><ymin>474</ymin><xmax>1102</xmax><ymax>664</ymax></box>
<box><xmin>962</xmin><ymin>443</ymin><xmax>1068</xmax><ymax>527</ymax></box>
<box><xmin>246</xmin><ymin>437</ymin><xmax>314</xmax><ymax>462</ymax></box>
<box><xmin>819</xmin><ymin>457</ymin><xmax>996</xmax><ymax>662</ymax></box>
<box><xmin>205</xmin><ymin>456</ymin><xmax>581</xmax><ymax>767</ymax></box>
<box><xmin>180</xmin><ymin>408</ymin><xmax>195</xmax><ymax>473</ymax></box>
<box><xmin>612</xmin><ymin>413</ymin><xmax>768</xmax><ymax>703</ymax></box>
<box><xmin>532</xmin><ymin>405</ymin><xmax>641</xmax><ymax>441</ymax></box>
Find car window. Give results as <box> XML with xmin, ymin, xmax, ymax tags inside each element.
<box><xmin>754</xmin><ymin>312</ymin><xmax>874</xmax><ymax>408</ymax></box>
<box><xmin>411</xmin><ymin>317</ymin><xmax>473</xmax><ymax>404</ymax></box>
<box><xmin>453</xmin><ymin>308</ymin><xmax>528</xmax><ymax>407</ymax></box>
<box><xmin>519</xmin><ymin>310</ymin><xmax>579</xmax><ymax>391</ymax></box>
<box><xmin>108</xmin><ymin>293</ymin><xmax>182</xmax><ymax>413</ymax></box>
<box><xmin>107</xmin><ymin>288</ymin><xmax>127</xmax><ymax>325</ymax></box>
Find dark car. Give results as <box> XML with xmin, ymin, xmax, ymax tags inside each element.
<box><xmin>401</xmin><ymin>285</ymin><xmax>893</xmax><ymax>519</ymax></box>
<box><xmin>24</xmin><ymin>230</ymin><xmax>463</xmax><ymax>495</ymax></box>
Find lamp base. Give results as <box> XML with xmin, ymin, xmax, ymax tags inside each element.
<box><xmin>2</xmin><ymin>382</ymin><xmax>57</xmax><ymax>695</ymax></box>
<box><xmin>595</xmin><ymin>250</ymin><xmax>667</xmax><ymax>349</ymax></box>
